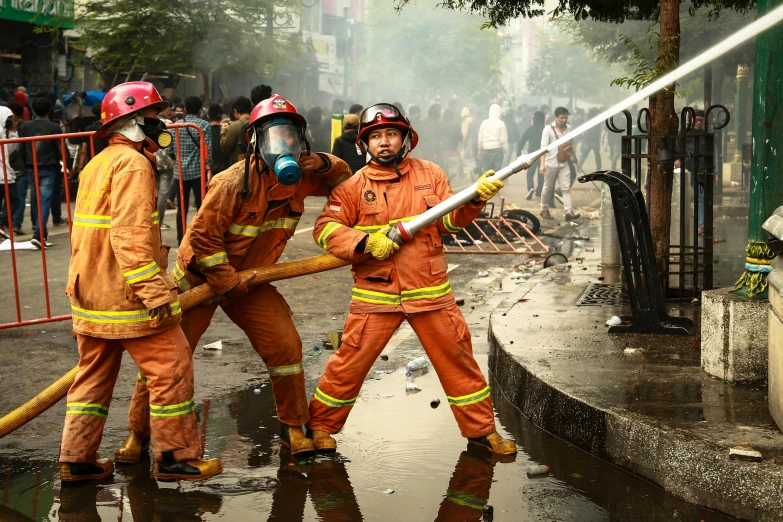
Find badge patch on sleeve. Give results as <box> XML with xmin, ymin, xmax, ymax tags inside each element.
<box><xmin>329</xmin><ymin>200</ymin><xmax>342</xmax><ymax>213</ymax></box>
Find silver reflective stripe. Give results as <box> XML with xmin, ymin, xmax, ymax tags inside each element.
<box><xmin>149</xmin><ymin>399</ymin><xmax>195</xmax><ymax>417</ymax></box>
<box><xmin>73</xmin><ymin>213</ymin><xmax>111</xmax><ymax>228</ymax></box>
<box><xmin>123</xmin><ymin>261</ymin><xmax>160</xmax><ymax>284</ymax></box>
<box><xmin>268</xmin><ymin>362</ymin><xmax>303</xmax><ymax>377</ymax></box>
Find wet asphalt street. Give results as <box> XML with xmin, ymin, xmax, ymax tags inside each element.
<box><xmin>0</xmin><ymin>182</ymin><xmax>745</xmax><ymax>521</ymax></box>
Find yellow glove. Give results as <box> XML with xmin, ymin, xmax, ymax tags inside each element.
<box><xmin>364</xmin><ymin>226</ymin><xmax>400</xmax><ymax>260</ymax></box>
<box><xmin>475</xmin><ymin>170</ymin><xmax>504</xmax><ymax>201</ymax></box>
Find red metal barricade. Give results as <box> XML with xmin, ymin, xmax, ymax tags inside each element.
<box><xmin>0</xmin><ymin>123</ymin><xmax>207</xmax><ymax>330</ymax></box>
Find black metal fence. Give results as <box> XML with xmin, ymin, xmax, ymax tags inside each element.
<box><xmin>605</xmin><ymin>105</ymin><xmax>730</xmax><ymax>300</ymax></box>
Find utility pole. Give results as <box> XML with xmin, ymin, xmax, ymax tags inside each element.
<box><xmin>731</xmin><ymin>0</ymin><xmax>783</xmax><ymax>299</ymax></box>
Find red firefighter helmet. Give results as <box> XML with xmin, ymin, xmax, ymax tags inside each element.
<box><xmin>95</xmin><ymin>82</ymin><xmax>169</xmax><ymax>138</ymax></box>
<box><xmin>356</xmin><ymin>103</ymin><xmax>418</xmax><ymax>153</ymax></box>
<box><xmin>245</xmin><ymin>94</ymin><xmax>306</xmax><ymax>141</ymax></box>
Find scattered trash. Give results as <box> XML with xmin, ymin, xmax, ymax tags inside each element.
<box><xmin>406</xmin><ymin>355</ymin><xmax>430</xmax><ymax>372</ymax></box>
<box><xmin>574</xmin><ymin>240</ymin><xmax>584</xmax><ymax>248</ymax></box>
<box><xmin>731</xmin><ymin>181</ymin><xmax>741</xmax><ymax>187</ymax></box>
<box><xmin>326</xmin><ymin>331</ymin><xmax>342</xmax><ymax>350</ymax></box>
<box><xmin>571</xmin><ymin>473</ymin><xmax>583</xmax><ymax>479</ymax></box>
<box><xmin>203</xmin><ymin>340</ymin><xmax>223</xmax><ymax>350</ymax></box>
<box><xmin>430</xmin><ymin>398</ymin><xmax>441</xmax><ymax>409</ymax></box>
<box><xmin>526</xmin><ymin>465</ymin><xmax>550</xmax><ymax>477</ymax></box>
<box><xmin>597</xmin><ymin>276</ymin><xmax>605</xmax><ymax>281</ymax></box>
<box><xmin>474</xmin><ymin>240</ymin><xmax>483</xmax><ymax>245</ymax></box>
<box><xmin>477</xmin><ymin>270</ymin><xmax>489</xmax><ymax>277</ymax></box>
<box><xmin>543</xmin><ymin>252</ymin><xmax>568</xmax><ymax>268</ymax></box>
<box><xmin>458</xmin><ymin>239</ymin><xmax>472</xmax><ymax>245</ymax></box>
<box><xmin>380</xmin><ymin>354</ymin><xmax>389</xmax><ymax>361</ymax></box>
<box><xmin>377</xmin><ymin>393</ymin><xmax>394</xmax><ymax>399</ymax></box>
<box><xmin>405</xmin><ymin>383</ymin><xmax>422</xmax><ymax>392</ymax></box>
<box><xmin>521</xmin><ymin>272</ymin><xmax>533</xmax><ymax>278</ymax></box>
<box><xmin>374</xmin><ymin>370</ymin><xmax>396</xmax><ymax>374</ymax></box>
<box><xmin>729</xmin><ymin>443</ymin><xmax>763</xmax><ymax>462</ymax></box>
<box><xmin>585</xmin><ymin>248</ymin><xmax>595</xmax><ymax>252</ymax></box>
<box><xmin>307</xmin><ymin>348</ymin><xmax>322</xmax><ymax>357</ymax></box>
<box><xmin>606</xmin><ymin>316</ymin><xmax>622</xmax><ymax>326</ymax></box>
<box><xmin>569</xmin><ymin>221</ymin><xmax>579</xmax><ymax>227</ymax></box>
<box><xmin>254</xmin><ymin>389</ymin><xmax>261</xmax><ymax>394</ymax></box>
<box><xmin>518</xmin><ymin>298</ymin><xmax>529</xmax><ymax>303</ymax></box>
<box><xmin>384</xmin><ymin>489</ymin><xmax>395</xmax><ymax>494</ymax></box>
<box><xmin>624</xmin><ymin>347</ymin><xmax>645</xmax><ymax>354</ymax></box>
<box><xmin>456</xmin><ymin>297</ymin><xmax>465</xmax><ymax>306</ymax></box>
<box><xmin>483</xmin><ymin>505</ymin><xmax>494</xmax><ymax>519</ymax></box>
<box><xmin>510</xmin><ymin>273</ymin><xmax>523</xmax><ymax>280</ymax></box>
<box><xmin>313</xmin><ymin>345</ymin><xmax>321</xmax><ymax>351</ymax></box>
<box><xmin>332</xmin><ymin>316</ymin><xmax>337</xmax><ymax>320</ymax></box>
<box><xmin>299</xmin><ymin>461</ymin><xmax>306</xmax><ymax>465</ymax></box>
<box><xmin>692</xmin><ymin>298</ymin><xmax>700</xmax><ymax>303</ymax></box>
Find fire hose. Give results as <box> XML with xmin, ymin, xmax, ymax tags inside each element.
<box><xmin>2</xmin><ymin>3</ymin><xmax>783</xmax><ymax>440</ymax></box>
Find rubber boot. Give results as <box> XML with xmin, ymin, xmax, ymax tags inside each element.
<box><xmin>60</xmin><ymin>458</ymin><xmax>115</xmax><ymax>482</ymax></box>
<box><xmin>154</xmin><ymin>452</ymin><xmax>223</xmax><ymax>482</ymax></box>
<box><xmin>114</xmin><ymin>432</ymin><xmax>150</xmax><ymax>464</ymax></box>
<box><xmin>468</xmin><ymin>431</ymin><xmax>517</xmax><ymax>455</ymax></box>
<box><xmin>280</xmin><ymin>424</ymin><xmax>315</xmax><ymax>456</ymax></box>
<box><xmin>307</xmin><ymin>429</ymin><xmax>337</xmax><ymax>453</ymax></box>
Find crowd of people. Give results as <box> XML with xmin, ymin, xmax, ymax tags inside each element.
<box><xmin>0</xmin><ymin>81</ymin><xmax>622</xmax><ymax>248</ymax></box>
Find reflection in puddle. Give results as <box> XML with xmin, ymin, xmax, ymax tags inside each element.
<box><xmin>0</xmin><ymin>355</ymin><xmax>736</xmax><ymax>521</ymax></box>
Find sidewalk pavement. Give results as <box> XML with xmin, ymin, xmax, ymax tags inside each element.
<box><xmin>488</xmin><ymin>227</ymin><xmax>783</xmax><ymax>521</ymax></box>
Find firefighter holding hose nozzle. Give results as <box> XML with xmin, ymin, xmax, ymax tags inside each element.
<box><xmin>114</xmin><ymin>94</ymin><xmax>352</xmax><ymax>462</ymax></box>
<box><xmin>306</xmin><ymin>103</ymin><xmax>517</xmax><ymax>455</ymax></box>
<box><xmin>59</xmin><ymin>82</ymin><xmax>222</xmax><ymax>483</ymax></box>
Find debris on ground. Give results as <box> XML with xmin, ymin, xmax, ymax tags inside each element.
<box><xmin>478</xmin><ymin>270</ymin><xmax>489</xmax><ymax>277</ymax></box>
<box><xmin>729</xmin><ymin>443</ymin><xmax>763</xmax><ymax>462</ymax></box>
<box><xmin>377</xmin><ymin>393</ymin><xmax>394</xmax><ymax>399</ymax></box>
<box><xmin>374</xmin><ymin>370</ymin><xmax>397</xmax><ymax>374</ymax></box>
<box><xmin>406</xmin><ymin>383</ymin><xmax>422</xmax><ymax>392</ymax></box>
<box><xmin>430</xmin><ymin>398</ymin><xmax>441</xmax><ymax>409</ymax></box>
<box><xmin>406</xmin><ymin>355</ymin><xmax>430</xmax><ymax>372</ymax></box>
<box><xmin>254</xmin><ymin>389</ymin><xmax>261</xmax><ymax>394</ymax></box>
<box><xmin>456</xmin><ymin>297</ymin><xmax>465</xmax><ymax>306</ymax></box>
<box><xmin>518</xmin><ymin>298</ymin><xmax>529</xmax><ymax>303</ymax></box>
<box><xmin>203</xmin><ymin>340</ymin><xmax>223</xmax><ymax>350</ymax></box>
<box><xmin>526</xmin><ymin>465</ymin><xmax>550</xmax><ymax>477</ymax></box>
<box><xmin>606</xmin><ymin>316</ymin><xmax>622</xmax><ymax>326</ymax></box>
<box><xmin>624</xmin><ymin>347</ymin><xmax>645</xmax><ymax>354</ymax></box>
<box><xmin>380</xmin><ymin>354</ymin><xmax>389</xmax><ymax>361</ymax></box>
<box><xmin>384</xmin><ymin>489</ymin><xmax>395</xmax><ymax>494</ymax></box>
<box><xmin>326</xmin><ymin>331</ymin><xmax>342</xmax><ymax>350</ymax></box>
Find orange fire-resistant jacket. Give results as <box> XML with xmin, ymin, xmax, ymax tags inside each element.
<box><xmin>313</xmin><ymin>157</ymin><xmax>485</xmax><ymax>314</ymax></box>
<box><xmin>173</xmin><ymin>153</ymin><xmax>351</xmax><ymax>296</ymax></box>
<box><xmin>67</xmin><ymin>135</ymin><xmax>181</xmax><ymax>339</ymax></box>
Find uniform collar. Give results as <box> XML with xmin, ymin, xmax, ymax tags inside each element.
<box><xmin>109</xmin><ymin>134</ymin><xmax>143</xmax><ymax>151</ymax></box>
<box><xmin>363</xmin><ymin>156</ymin><xmax>412</xmax><ymax>180</ymax></box>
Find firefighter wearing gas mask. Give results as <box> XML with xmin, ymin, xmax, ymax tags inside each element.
<box><xmin>307</xmin><ymin>103</ymin><xmax>517</xmax><ymax>455</ymax></box>
<box><xmin>115</xmin><ymin>94</ymin><xmax>352</xmax><ymax>460</ymax></box>
<box><xmin>60</xmin><ymin>81</ymin><xmax>223</xmax><ymax>483</ymax></box>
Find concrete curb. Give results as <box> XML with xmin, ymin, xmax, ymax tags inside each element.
<box><xmin>488</xmin><ymin>272</ymin><xmax>783</xmax><ymax>522</ymax></box>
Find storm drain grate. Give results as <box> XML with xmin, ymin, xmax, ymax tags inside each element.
<box><xmin>575</xmin><ymin>283</ymin><xmax>626</xmax><ymax>307</ymax></box>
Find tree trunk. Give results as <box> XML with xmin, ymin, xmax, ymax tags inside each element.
<box><xmin>201</xmin><ymin>69</ymin><xmax>211</xmax><ymax>110</ymax></box>
<box><xmin>647</xmin><ymin>0</ymin><xmax>681</xmax><ymax>277</ymax></box>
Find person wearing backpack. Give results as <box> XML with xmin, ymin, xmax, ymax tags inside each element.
<box><xmin>539</xmin><ymin>107</ymin><xmax>580</xmax><ymax>221</ymax></box>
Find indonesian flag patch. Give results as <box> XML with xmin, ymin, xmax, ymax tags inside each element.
<box><xmin>329</xmin><ymin>200</ymin><xmax>342</xmax><ymax>213</ymax></box>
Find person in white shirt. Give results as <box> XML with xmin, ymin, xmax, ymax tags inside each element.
<box><xmin>0</xmin><ymin>103</ymin><xmax>21</xmax><ymax>239</ymax></box>
<box><xmin>477</xmin><ymin>104</ymin><xmax>508</xmax><ymax>174</ymax></box>
<box><xmin>539</xmin><ymin>107</ymin><xmax>581</xmax><ymax>221</ymax></box>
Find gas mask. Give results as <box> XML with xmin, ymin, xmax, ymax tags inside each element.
<box><xmin>141</xmin><ymin>117</ymin><xmax>172</xmax><ymax>149</ymax></box>
<box><xmin>255</xmin><ymin>118</ymin><xmax>304</xmax><ymax>185</ymax></box>
<box><xmin>110</xmin><ymin>113</ymin><xmax>172</xmax><ymax>149</ymax></box>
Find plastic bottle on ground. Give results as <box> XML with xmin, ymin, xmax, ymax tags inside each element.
<box><xmin>406</xmin><ymin>355</ymin><xmax>430</xmax><ymax>373</ymax></box>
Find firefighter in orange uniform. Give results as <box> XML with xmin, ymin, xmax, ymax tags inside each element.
<box><xmin>307</xmin><ymin>103</ymin><xmax>517</xmax><ymax>455</ymax></box>
<box><xmin>59</xmin><ymin>82</ymin><xmax>222</xmax><ymax>482</ymax></box>
<box><xmin>115</xmin><ymin>94</ymin><xmax>352</xmax><ymax>461</ymax></box>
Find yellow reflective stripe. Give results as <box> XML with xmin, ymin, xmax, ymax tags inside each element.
<box><xmin>66</xmin><ymin>402</ymin><xmax>109</xmax><ymax>419</ymax></box>
<box><xmin>318</xmin><ymin>222</ymin><xmax>342</xmax><ymax>250</ymax></box>
<box><xmin>445</xmin><ymin>490</ymin><xmax>487</xmax><ymax>510</ymax></box>
<box><xmin>447</xmin><ymin>386</ymin><xmax>490</xmax><ymax>407</ymax></box>
<box><xmin>149</xmin><ymin>399</ymin><xmax>194</xmax><ymax>417</ymax></box>
<box><xmin>313</xmin><ymin>387</ymin><xmax>357</xmax><ymax>408</ymax></box>
<box><xmin>73</xmin><ymin>212</ymin><xmax>111</xmax><ymax>228</ymax></box>
<box><xmin>152</xmin><ymin>211</ymin><xmax>160</xmax><ymax>225</ymax></box>
<box><xmin>442</xmin><ymin>213</ymin><xmax>462</xmax><ymax>233</ymax></box>
<box><xmin>400</xmin><ymin>282</ymin><xmax>452</xmax><ymax>301</ymax></box>
<box><xmin>123</xmin><ymin>261</ymin><xmax>160</xmax><ymax>284</ymax></box>
<box><xmin>137</xmin><ymin>372</ymin><xmax>147</xmax><ymax>384</ymax></box>
<box><xmin>229</xmin><ymin>217</ymin><xmax>301</xmax><ymax>238</ymax></box>
<box><xmin>197</xmin><ymin>252</ymin><xmax>229</xmax><ymax>271</ymax></box>
<box><xmin>171</xmin><ymin>263</ymin><xmax>192</xmax><ymax>291</ymax></box>
<box><xmin>268</xmin><ymin>362</ymin><xmax>303</xmax><ymax>377</ymax></box>
<box><xmin>351</xmin><ymin>287</ymin><xmax>402</xmax><ymax>305</ymax></box>
<box><xmin>228</xmin><ymin>222</ymin><xmax>261</xmax><ymax>237</ymax></box>
<box><xmin>71</xmin><ymin>302</ymin><xmax>182</xmax><ymax>324</ymax></box>
<box><xmin>354</xmin><ymin>215</ymin><xmax>417</xmax><ymax>233</ymax></box>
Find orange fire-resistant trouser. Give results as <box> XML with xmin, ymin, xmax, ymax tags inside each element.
<box><xmin>60</xmin><ymin>327</ymin><xmax>200</xmax><ymax>463</ymax></box>
<box><xmin>435</xmin><ymin>449</ymin><xmax>500</xmax><ymax>521</ymax></box>
<box><xmin>307</xmin><ymin>304</ymin><xmax>496</xmax><ymax>439</ymax></box>
<box><xmin>126</xmin><ymin>284</ymin><xmax>308</xmax><ymax>436</ymax></box>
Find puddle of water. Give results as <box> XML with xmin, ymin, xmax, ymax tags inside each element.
<box><xmin>1</xmin><ymin>351</ymin><xmax>736</xmax><ymax>521</ymax></box>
